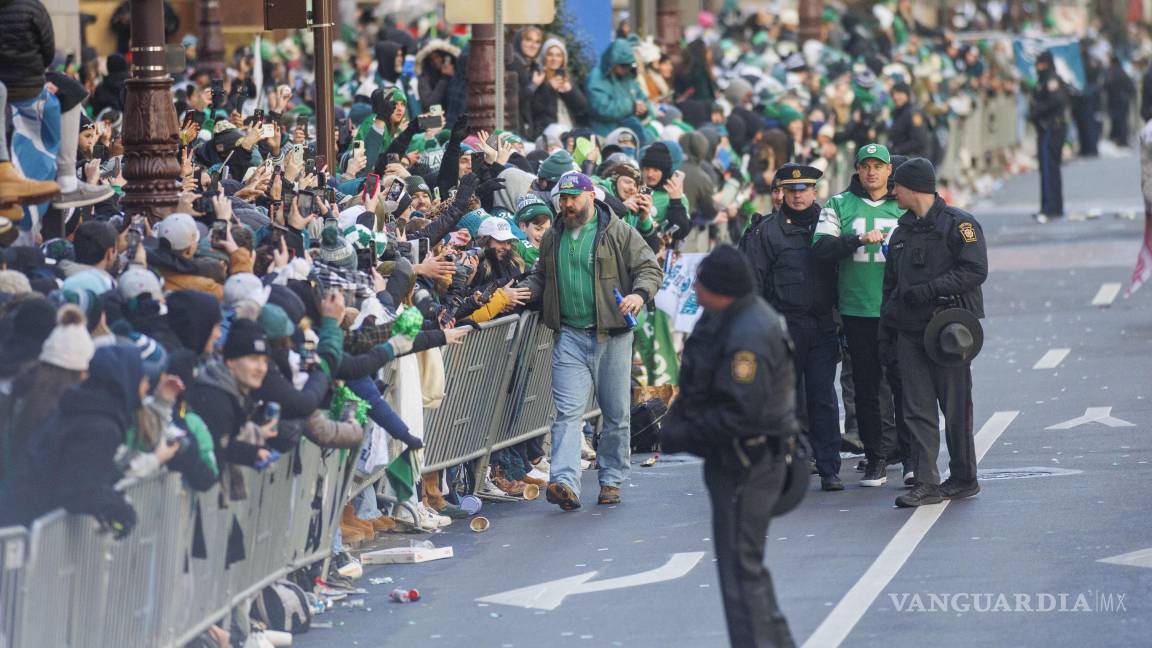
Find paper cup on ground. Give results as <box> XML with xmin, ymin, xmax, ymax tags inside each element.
<box><xmin>522</xmin><ymin>483</ymin><xmax>540</xmax><ymax>500</ymax></box>
<box><xmin>469</xmin><ymin>516</ymin><xmax>490</xmax><ymax>532</ymax></box>
<box><xmin>459</xmin><ymin>495</ymin><xmax>482</xmax><ymax>515</ymax></box>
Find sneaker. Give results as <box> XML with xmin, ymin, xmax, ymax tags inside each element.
<box><xmin>435</xmin><ymin>503</ymin><xmax>471</xmax><ymax>520</ymax></box>
<box><xmin>527</xmin><ymin>467</ymin><xmax>550</xmax><ymax>482</ymax></box>
<box><xmin>521</xmin><ymin>472</ymin><xmax>547</xmax><ymax>487</ymax></box>
<box><xmin>821</xmin><ymin>476</ymin><xmax>845</xmax><ymax>491</ymax></box>
<box><xmin>597</xmin><ymin>485</ymin><xmax>621</xmax><ymax>505</ymax></box>
<box><xmin>1032</xmin><ymin>212</ymin><xmax>1049</xmax><ymax>224</ymax></box>
<box><xmin>530</xmin><ymin>457</ymin><xmax>551</xmax><ymax>474</ymax></box>
<box><xmin>52</xmin><ymin>181</ymin><xmax>113</xmax><ymax>209</ymax></box>
<box><xmin>320</xmin><ymin>571</ymin><xmax>356</xmax><ymax>592</ymax></box>
<box><xmin>333</xmin><ymin>552</ymin><xmax>363</xmax><ymax>580</ymax></box>
<box><xmin>581</xmin><ymin>434</ymin><xmax>597</xmax><ymax>461</ymax></box>
<box><xmin>479</xmin><ymin>470</ymin><xmax>509</xmax><ymax>498</ymax></box>
<box><xmin>940</xmin><ymin>478</ymin><xmax>981</xmax><ymax>500</ymax></box>
<box><xmin>394</xmin><ymin>502</ymin><xmax>451</xmax><ymax>530</ymax></box>
<box><xmin>896</xmin><ymin>483</ymin><xmax>944</xmax><ymax>508</ymax></box>
<box><xmin>313</xmin><ymin>582</ymin><xmax>350</xmax><ymax>600</ymax></box>
<box><xmin>418</xmin><ymin>503</ymin><xmax>452</xmax><ymax>529</ymax></box>
<box><xmin>545</xmin><ymin>481</ymin><xmax>582</xmax><ymax>511</ymax></box>
<box><xmin>0</xmin><ymin>161</ymin><xmax>59</xmax><ymax>203</ymax></box>
<box><xmin>859</xmin><ymin>461</ymin><xmax>888</xmax><ymax>487</ymax></box>
<box><xmin>903</xmin><ymin>470</ymin><xmax>917</xmax><ymax>487</ymax></box>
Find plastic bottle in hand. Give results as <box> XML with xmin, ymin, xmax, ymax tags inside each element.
<box><xmin>614</xmin><ymin>288</ymin><xmax>637</xmax><ymax>329</ymax></box>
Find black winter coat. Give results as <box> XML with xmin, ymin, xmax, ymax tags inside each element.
<box><xmin>661</xmin><ymin>294</ymin><xmax>797</xmax><ymax>456</ymax></box>
<box><xmin>881</xmin><ymin>196</ymin><xmax>987</xmax><ymax>333</ymax></box>
<box><xmin>742</xmin><ymin>203</ymin><xmax>838</xmax><ymax>325</ymax></box>
<box><xmin>0</xmin><ymin>0</ymin><xmax>54</xmax><ymax>101</ymax></box>
<box><xmin>529</xmin><ymin>79</ymin><xmax>589</xmax><ymax>140</ymax></box>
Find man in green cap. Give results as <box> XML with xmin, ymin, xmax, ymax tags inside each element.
<box><xmin>812</xmin><ymin>143</ymin><xmax>909</xmax><ymax>489</ymax></box>
<box><xmin>405</xmin><ymin>176</ymin><xmax>432</xmax><ymax>213</ymax></box>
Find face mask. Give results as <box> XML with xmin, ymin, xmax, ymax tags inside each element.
<box><xmin>621</xmin><ymin>146</ymin><xmax>637</xmax><ymax>158</ymax></box>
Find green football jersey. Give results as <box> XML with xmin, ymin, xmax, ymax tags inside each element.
<box><xmin>813</xmin><ymin>191</ymin><xmax>905</xmax><ymax>318</ymax></box>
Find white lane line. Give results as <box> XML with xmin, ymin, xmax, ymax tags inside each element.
<box><xmin>801</xmin><ymin>410</ymin><xmax>1019</xmax><ymax>648</ymax></box>
<box><xmin>1091</xmin><ymin>283</ymin><xmax>1122</xmax><ymax>307</ymax></box>
<box><xmin>1032</xmin><ymin>348</ymin><xmax>1070</xmax><ymax>370</ymax></box>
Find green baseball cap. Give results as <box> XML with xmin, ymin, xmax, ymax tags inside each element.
<box><xmin>856</xmin><ymin>143</ymin><xmax>891</xmax><ymax>164</ymax></box>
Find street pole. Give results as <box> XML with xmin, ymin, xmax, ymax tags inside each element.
<box><xmin>121</xmin><ymin>0</ymin><xmax>179</xmax><ymax>221</ymax></box>
<box><xmin>466</xmin><ymin>24</ymin><xmax>497</xmax><ymax>133</ymax></box>
<box><xmin>494</xmin><ymin>0</ymin><xmax>504</xmax><ymax>132</ymax></box>
<box><xmin>313</xmin><ymin>0</ymin><xmax>336</xmax><ymax>172</ymax></box>
<box><xmin>798</xmin><ymin>0</ymin><xmax>823</xmax><ymax>43</ymax></box>
<box><xmin>199</xmin><ymin>0</ymin><xmax>225</xmax><ymax>77</ymax></box>
<box><xmin>655</xmin><ymin>0</ymin><xmax>680</xmax><ymax>62</ymax></box>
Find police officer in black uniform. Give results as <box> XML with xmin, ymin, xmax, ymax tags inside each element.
<box><xmin>882</xmin><ymin>158</ymin><xmax>988</xmax><ymax>508</ymax></box>
<box><xmin>743</xmin><ymin>165</ymin><xmax>843</xmax><ymax>491</ymax></box>
<box><xmin>1028</xmin><ymin>51</ymin><xmax>1070</xmax><ymax>222</ymax></box>
<box><xmin>738</xmin><ymin>164</ymin><xmax>790</xmax><ymax>250</ymax></box>
<box><xmin>887</xmin><ymin>83</ymin><xmax>932</xmax><ymax>158</ymax></box>
<box><xmin>660</xmin><ymin>244</ymin><xmax>797</xmax><ymax>648</ymax></box>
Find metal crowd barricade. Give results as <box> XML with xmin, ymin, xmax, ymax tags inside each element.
<box><xmin>422</xmin><ymin>315</ymin><xmax>523</xmax><ymax>473</ymax></box>
<box><xmin>5</xmin><ymin>438</ymin><xmax>353</xmax><ymax>648</ymax></box>
<box><xmin>0</xmin><ymin>526</ymin><xmax>28</xmax><ymax>648</ymax></box>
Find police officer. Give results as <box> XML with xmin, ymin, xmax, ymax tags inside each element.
<box><xmin>887</xmin><ymin>83</ymin><xmax>932</xmax><ymax>158</ymax></box>
<box><xmin>882</xmin><ymin>158</ymin><xmax>988</xmax><ymax>508</ymax></box>
<box><xmin>738</xmin><ymin>164</ymin><xmax>790</xmax><ymax>251</ymax></box>
<box><xmin>1028</xmin><ymin>51</ymin><xmax>1069</xmax><ymax>222</ymax></box>
<box><xmin>660</xmin><ymin>245</ymin><xmax>797</xmax><ymax>648</ymax></box>
<box><xmin>743</xmin><ymin>165</ymin><xmax>843</xmax><ymax>491</ymax></box>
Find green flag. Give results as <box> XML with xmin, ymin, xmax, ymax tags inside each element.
<box><xmin>634</xmin><ymin>309</ymin><xmax>680</xmax><ymax>386</ymax></box>
<box><xmin>386</xmin><ymin>449</ymin><xmax>418</xmax><ymax>502</ymax></box>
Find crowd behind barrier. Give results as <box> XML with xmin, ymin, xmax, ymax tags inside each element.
<box><xmin>0</xmin><ymin>310</ymin><xmax>600</xmax><ymax>648</ymax></box>
<box><xmin>1</xmin><ymin>442</ymin><xmax>353</xmax><ymax>648</ymax></box>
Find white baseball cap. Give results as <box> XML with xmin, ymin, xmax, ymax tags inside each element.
<box><xmin>477</xmin><ymin>217</ymin><xmax>518</xmax><ymax>242</ymax></box>
<box><xmin>155</xmin><ymin>212</ymin><xmax>199</xmax><ymax>251</ymax></box>
<box><xmin>224</xmin><ymin>273</ymin><xmax>271</xmax><ymax>309</ymax></box>
<box><xmin>118</xmin><ymin>266</ymin><xmax>164</xmax><ymax>301</ymax></box>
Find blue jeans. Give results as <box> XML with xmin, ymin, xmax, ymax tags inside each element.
<box><xmin>549</xmin><ymin>327</ymin><xmax>633</xmax><ymax>495</ymax></box>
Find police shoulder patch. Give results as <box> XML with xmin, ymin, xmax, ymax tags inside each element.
<box><xmin>912</xmin><ymin>113</ymin><xmax>923</xmax><ymax>127</ymax></box>
<box><xmin>731</xmin><ymin>351</ymin><xmax>757</xmax><ymax>384</ymax></box>
<box><xmin>959</xmin><ymin>222</ymin><xmax>977</xmax><ymax>243</ymax></box>
<box><xmin>1047</xmin><ymin>79</ymin><xmax>1059</xmax><ymax>91</ymax></box>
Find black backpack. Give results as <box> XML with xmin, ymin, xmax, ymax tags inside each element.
<box><xmin>630</xmin><ymin>398</ymin><xmax>668</xmax><ymax>453</ymax></box>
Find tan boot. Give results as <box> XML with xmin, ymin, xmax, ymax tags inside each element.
<box><xmin>340</xmin><ymin>503</ymin><xmax>376</xmax><ymax>542</ymax></box>
<box><xmin>368</xmin><ymin>515</ymin><xmax>396</xmax><ymax>534</ymax></box>
<box><xmin>0</xmin><ymin>162</ymin><xmax>59</xmax><ymax>204</ymax></box>
<box><xmin>491</xmin><ymin>467</ymin><xmax>526</xmax><ymax>497</ymax></box>
<box><xmin>421</xmin><ymin>471</ymin><xmax>448</xmax><ymax>510</ymax></box>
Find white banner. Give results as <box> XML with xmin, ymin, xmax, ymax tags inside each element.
<box><xmin>654</xmin><ymin>253</ymin><xmax>707</xmax><ymax>333</ymax></box>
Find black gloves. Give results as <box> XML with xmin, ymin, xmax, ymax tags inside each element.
<box><xmin>902</xmin><ymin>283</ymin><xmax>934</xmax><ymax>306</ymax></box>
<box><xmin>476</xmin><ymin>176</ymin><xmax>506</xmax><ymax>196</ymax></box>
<box><xmin>450</xmin><ymin>113</ymin><xmax>470</xmax><ymax>141</ymax></box>
<box><xmin>453</xmin><ymin>173</ymin><xmax>480</xmax><ymax>210</ymax></box>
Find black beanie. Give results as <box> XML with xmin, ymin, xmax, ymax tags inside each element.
<box><xmin>224</xmin><ymin>318</ymin><xmax>269</xmax><ymax>360</ymax></box>
<box><xmin>640</xmin><ymin>143</ymin><xmax>673</xmax><ymax>182</ymax></box>
<box><xmin>696</xmin><ymin>245</ymin><xmax>754</xmax><ymax>298</ymax></box>
<box><xmin>893</xmin><ymin>157</ymin><xmax>936</xmax><ymax>194</ymax></box>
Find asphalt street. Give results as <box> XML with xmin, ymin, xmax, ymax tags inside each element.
<box><xmin>295</xmin><ymin>151</ymin><xmax>1151</xmax><ymax>648</ymax></box>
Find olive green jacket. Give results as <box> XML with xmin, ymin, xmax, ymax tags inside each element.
<box><xmin>522</xmin><ymin>200</ymin><xmax>663</xmax><ymax>333</ymax></box>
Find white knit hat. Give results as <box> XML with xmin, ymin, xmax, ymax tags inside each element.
<box><xmin>39</xmin><ymin>305</ymin><xmax>96</xmax><ymax>372</ymax></box>
<box><xmin>0</xmin><ymin>270</ymin><xmax>31</xmax><ymax>296</ymax></box>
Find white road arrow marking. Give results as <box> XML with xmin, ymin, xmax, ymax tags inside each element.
<box><xmin>1045</xmin><ymin>407</ymin><xmax>1135</xmax><ymax>430</ymax></box>
<box><xmin>476</xmin><ymin>551</ymin><xmax>706</xmax><ymax>610</ymax></box>
<box><xmin>1032</xmin><ymin>348</ymin><xmax>1070</xmax><ymax>370</ymax></box>
<box><xmin>1098</xmin><ymin>548</ymin><xmax>1152</xmax><ymax>570</ymax></box>
<box><xmin>1091</xmin><ymin>282</ymin><xmax>1122</xmax><ymax>306</ymax></box>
